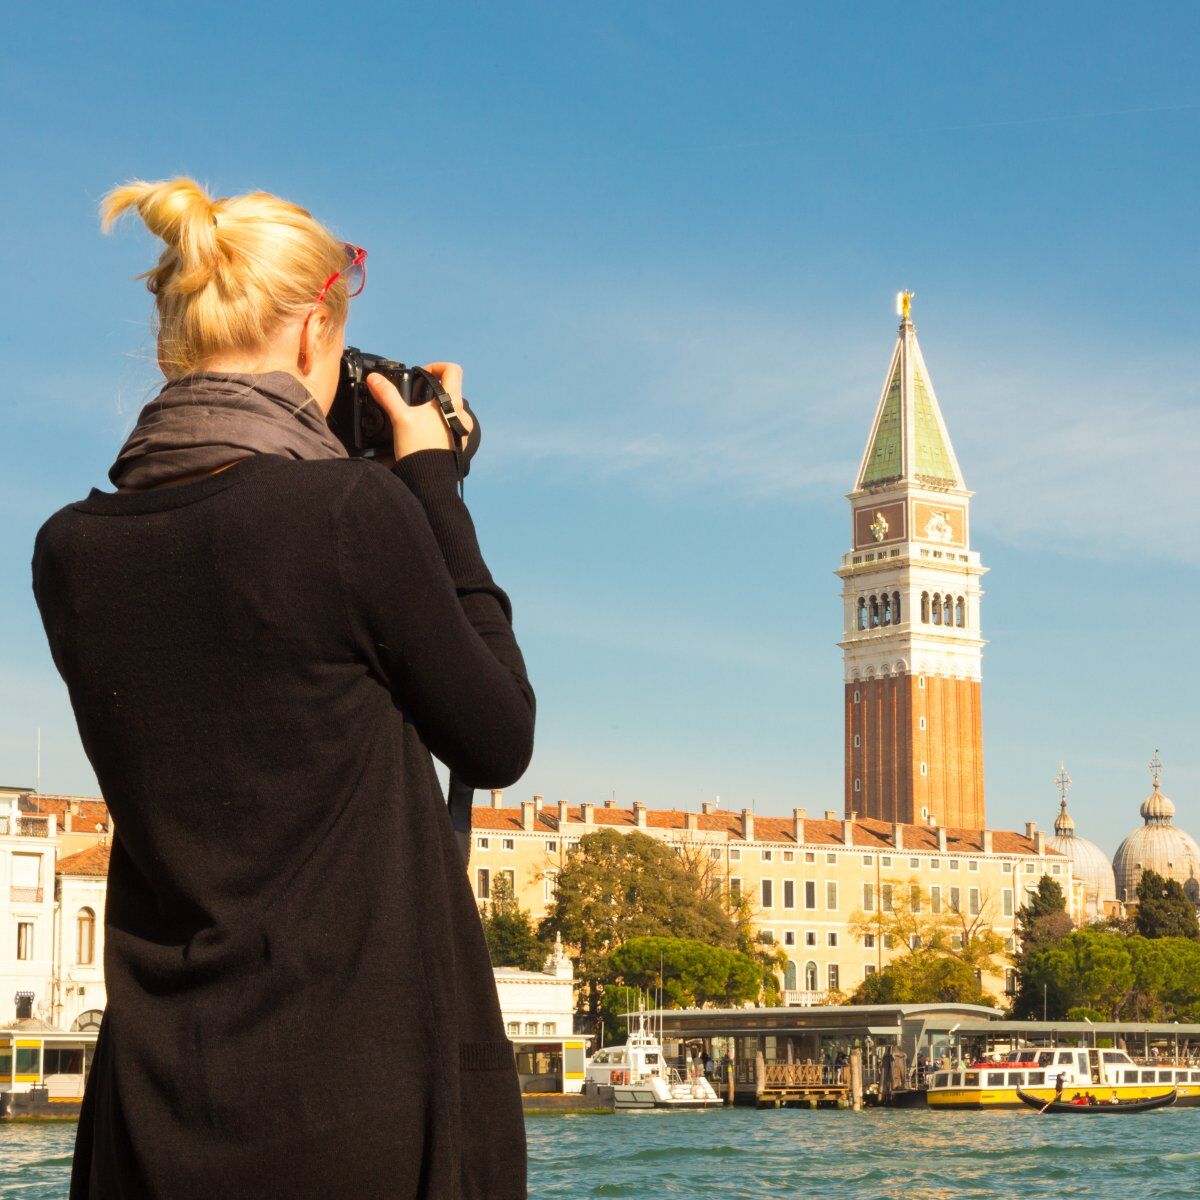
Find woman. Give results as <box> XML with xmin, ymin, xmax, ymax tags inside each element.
<box><xmin>30</xmin><ymin>178</ymin><xmax>535</xmax><ymax>1199</ymax></box>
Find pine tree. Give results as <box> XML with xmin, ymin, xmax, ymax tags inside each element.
<box><xmin>1134</xmin><ymin>869</ymin><xmax>1200</xmax><ymax>940</ymax></box>
<box><xmin>480</xmin><ymin>872</ymin><xmax>550</xmax><ymax>970</ymax></box>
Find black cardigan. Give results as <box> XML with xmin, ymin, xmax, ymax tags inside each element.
<box><xmin>31</xmin><ymin>449</ymin><xmax>535</xmax><ymax>1199</ymax></box>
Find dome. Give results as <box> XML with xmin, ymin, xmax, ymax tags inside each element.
<box><xmin>1113</xmin><ymin>773</ymin><xmax>1200</xmax><ymax>905</ymax></box>
<box><xmin>1048</xmin><ymin>795</ymin><xmax>1116</xmax><ymax>919</ymax></box>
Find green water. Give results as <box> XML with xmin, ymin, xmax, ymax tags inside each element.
<box><xmin>3</xmin><ymin>1109</ymin><xmax>1198</xmax><ymax>1198</ymax></box>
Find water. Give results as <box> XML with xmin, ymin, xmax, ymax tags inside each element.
<box><xmin>3</xmin><ymin>1109</ymin><xmax>1198</xmax><ymax>1198</ymax></box>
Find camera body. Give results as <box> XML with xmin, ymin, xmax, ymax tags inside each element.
<box><xmin>327</xmin><ymin>346</ymin><xmax>446</xmax><ymax>456</ymax></box>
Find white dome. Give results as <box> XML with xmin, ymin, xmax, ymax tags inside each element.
<box><xmin>1049</xmin><ymin>798</ymin><xmax>1116</xmax><ymax>919</ymax></box>
<box><xmin>1113</xmin><ymin>782</ymin><xmax>1200</xmax><ymax>904</ymax></box>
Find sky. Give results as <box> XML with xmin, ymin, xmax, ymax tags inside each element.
<box><xmin>0</xmin><ymin>2</ymin><xmax>1196</xmax><ymax>857</ymax></box>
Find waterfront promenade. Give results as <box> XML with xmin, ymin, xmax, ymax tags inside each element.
<box><xmin>2</xmin><ymin>1109</ymin><xmax>1197</xmax><ymax>1198</ymax></box>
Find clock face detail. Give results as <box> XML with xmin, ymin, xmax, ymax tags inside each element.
<box><xmin>870</xmin><ymin>512</ymin><xmax>889</xmax><ymax>542</ymax></box>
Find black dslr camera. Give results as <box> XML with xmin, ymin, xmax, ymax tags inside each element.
<box><xmin>327</xmin><ymin>346</ymin><xmax>476</xmax><ymax>463</ymax></box>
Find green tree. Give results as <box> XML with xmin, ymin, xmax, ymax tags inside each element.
<box><xmin>538</xmin><ymin>829</ymin><xmax>740</xmax><ymax>1018</ymax></box>
<box><xmin>852</xmin><ymin>951</ymin><xmax>986</xmax><ymax>1004</ymax></box>
<box><xmin>480</xmin><ymin>872</ymin><xmax>549</xmax><ymax>970</ymax></box>
<box><xmin>1134</xmin><ymin>870</ymin><xmax>1200</xmax><ymax>940</ymax></box>
<box><xmin>1016</xmin><ymin>875</ymin><xmax>1073</xmax><ymax>946</ymax></box>
<box><xmin>1015</xmin><ymin>929</ymin><xmax>1134</xmax><ymax>1019</ymax></box>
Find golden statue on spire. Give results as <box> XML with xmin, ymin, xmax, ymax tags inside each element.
<box><xmin>896</xmin><ymin>290</ymin><xmax>916</xmax><ymax>321</ymax></box>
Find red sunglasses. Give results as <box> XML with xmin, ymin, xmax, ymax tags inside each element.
<box><xmin>313</xmin><ymin>242</ymin><xmax>367</xmax><ymax>307</ymax></box>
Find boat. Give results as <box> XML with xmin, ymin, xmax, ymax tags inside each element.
<box><xmin>583</xmin><ymin>1005</ymin><xmax>721</xmax><ymax>1111</ymax></box>
<box><xmin>926</xmin><ymin>1045</ymin><xmax>1200</xmax><ymax>1109</ymax></box>
<box><xmin>1016</xmin><ymin>1087</ymin><xmax>1177</xmax><ymax>1113</ymax></box>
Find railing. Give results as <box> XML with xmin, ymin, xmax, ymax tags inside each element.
<box><xmin>782</xmin><ymin>990</ymin><xmax>828</xmax><ymax>1007</ymax></box>
<box><xmin>10</xmin><ymin>886</ymin><xmax>44</xmax><ymax>903</ymax></box>
<box><xmin>17</xmin><ymin>816</ymin><xmax>51</xmax><ymax>838</ymax></box>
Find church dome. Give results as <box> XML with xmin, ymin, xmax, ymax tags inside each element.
<box><xmin>1047</xmin><ymin>777</ymin><xmax>1116</xmax><ymax>920</ymax></box>
<box><xmin>1113</xmin><ymin>758</ymin><xmax>1200</xmax><ymax>905</ymax></box>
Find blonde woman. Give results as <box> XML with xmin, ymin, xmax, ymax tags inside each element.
<box><xmin>31</xmin><ymin>178</ymin><xmax>535</xmax><ymax>1199</ymax></box>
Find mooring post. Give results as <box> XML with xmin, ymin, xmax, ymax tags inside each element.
<box><xmin>755</xmin><ymin>1049</ymin><xmax>765</xmax><ymax>1104</ymax></box>
<box><xmin>726</xmin><ymin>1059</ymin><xmax>735</xmax><ymax>1107</ymax></box>
<box><xmin>850</xmin><ymin>1048</ymin><xmax>863</xmax><ymax>1112</ymax></box>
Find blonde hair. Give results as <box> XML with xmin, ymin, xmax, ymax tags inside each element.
<box><xmin>101</xmin><ymin>177</ymin><xmax>352</xmax><ymax>377</ymax></box>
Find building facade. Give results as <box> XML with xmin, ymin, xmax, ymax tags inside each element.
<box><xmin>469</xmin><ymin>790</ymin><xmax>1074</xmax><ymax>1002</ymax></box>
<box><xmin>836</xmin><ymin>296</ymin><xmax>987</xmax><ymax>829</ymax></box>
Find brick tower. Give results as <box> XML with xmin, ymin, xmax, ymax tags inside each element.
<box><xmin>836</xmin><ymin>294</ymin><xmax>987</xmax><ymax>829</ymax></box>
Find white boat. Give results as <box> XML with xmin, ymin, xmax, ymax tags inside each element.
<box><xmin>584</xmin><ymin>1005</ymin><xmax>721</xmax><ymax>1110</ymax></box>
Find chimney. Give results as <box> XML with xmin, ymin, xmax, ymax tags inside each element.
<box><xmin>892</xmin><ymin>823</ymin><xmax>904</xmax><ymax>851</ymax></box>
<box><xmin>1035</xmin><ymin>831</ymin><xmax>1047</xmax><ymax>856</ymax></box>
<box><xmin>1025</xmin><ymin>820</ymin><xmax>1037</xmax><ymax>840</ymax></box>
<box><xmin>14</xmin><ymin>994</ymin><xmax>33</xmax><ymax>1020</ymax></box>
<box><xmin>685</xmin><ymin>811</ymin><xmax>699</xmax><ymax>833</ymax></box>
<box><xmin>633</xmin><ymin>801</ymin><xmax>648</xmax><ymax>829</ymax></box>
<box><xmin>557</xmin><ymin>800</ymin><xmax>570</xmax><ymax>826</ymax></box>
<box><xmin>64</xmin><ymin>806</ymin><xmax>73</xmax><ymax>833</ymax></box>
<box><xmin>937</xmin><ymin>828</ymin><xmax>948</xmax><ymax>853</ymax></box>
<box><xmin>581</xmin><ymin>802</ymin><xmax>595</xmax><ymax>826</ymax></box>
<box><xmin>842</xmin><ymin>818</ymin><xmax>855</xmax><ymax>846</ymax></box>
<box><xmin>701</xmin><ymin>800</ymin><xmax>717</xmax><ymax>815</ymax></box>
<box><xmin>982</xmin><ymin>829</ymin><xmax>993</xmax><ymax>854</ymax></box>
<box><xmin>741</xmin><ymin>807</ymin><xmax>755</xmax><ymax>842</ymax></box>
<box><xmin>521</xmin><ymin>800</ymin><xmax>536</xmax><ymax>831</ymax></box>
<box><xmin>604</xmin><ymin>799</ymin><xmax>616</xmax><ymax>809</ymax></box>
<box><xmin>490</xmin><ymin>789</ymin><xmax>504</xmax><ymax>809</ymax></box>
<box><xmin>47</xmin><ymin>814</ymin><xmax>56</xmax><ymax>838</ymax></box>
<box><xmin>792</xmin><ymin>807</ymin><xmax>806</xmax><ymax>845</ymax></box>
<box><xmin>533</xmin><ymin>794</ymin><xmax>544</xmax><ymax>812</ymax></box>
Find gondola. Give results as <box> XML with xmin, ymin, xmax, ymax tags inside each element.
<box><xmin>1016</xmin><ymin>1087</ymin><xmax>1177</xmax><ymax>1114</ymax></box>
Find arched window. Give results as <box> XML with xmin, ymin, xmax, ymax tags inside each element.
<box><xmin>892</xmin><ymin>591</ymin><xmax>901</xmax><ymax>623</ymax></box>
<box><xmin>784</xmin><ymin>960</ymin><xmax>798</xmax><ymax>991</ymax></box>
<box><xmin>869</xmin><ymin>596</ymin><xmax>880</xmax><ymax>628</ymax></box>
<box><xmin>955</xmin><ymin>596</ymin><xmax>965</xmax><ymax>627</ymax></box>
<box><xmin>881</xmin><ymin>593</ymin><xmax>891</xmax><ymax>625</ymax></box>
<box><xmin>931</xmin><ymin>593</ymin><xmax>942</xmax><ymax>625</ymax></box>
<box><xmin>71</xmin><ymin>1009</ymin><xmax>104</xmax><ymax>1033</ymax></box>
<box><xmin>942</xmin><ymin>595</ymin><xmax>953</xmax><ymax>625</ymax></box>
<box><xmin>76</xmin><ymin>907</ymin><xmax>95</xmax><ymax>966</ymax></box>
<box><xmin>856</xmin><ymin>597</ymin><xmax>867</xmax><ymax>631</ymax></box>
<box><xmin>804</xmin><ymin>961</ymin><xmax>819</xmax><ymax>991</ymax></box>
<box><xmin>921</xmin><ymin>592</ymin><xmax>930</xmax><ymax>623</ymax></box>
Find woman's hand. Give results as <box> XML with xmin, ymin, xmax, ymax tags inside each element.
<box><xmin>365</xmin><ymin>362</ymin><xmax>474</xmax><ymax>463</ymax></box>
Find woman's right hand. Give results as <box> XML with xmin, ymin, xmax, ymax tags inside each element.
<box><xmin>365</xmin><ymin>362</ymin><xmax>474</xmax><ymax>461</ymax></box>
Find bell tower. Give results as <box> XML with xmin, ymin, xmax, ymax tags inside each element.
<box><xmin>835</xmin><ymin>294</ymin><xmax>987</xmax><ymax>829</ymax></box>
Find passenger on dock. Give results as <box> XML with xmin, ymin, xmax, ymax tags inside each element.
<box><xmin>32</xmin><ymin>177</ymin><xmax>535</xmax><ymax>1200</ymax></box>
<box><xmin>834</xmin><ymin>1050</ymin><xmax>848</xmax><ymax>1082</ymax></box>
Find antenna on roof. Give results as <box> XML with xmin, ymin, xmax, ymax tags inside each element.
<box><xmin>35</xmin><ymin>728</ymin><xmax>41</xmax><ymax>794</ymax></box>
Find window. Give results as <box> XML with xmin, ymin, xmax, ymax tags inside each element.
<box><xmin>1051</xmin><ymin>864</ymin><xmax>1062</xmax><ymax>875</ymax></box>
<box><xmin>804</xmin><ymin>961</ymin><xmax>819</xmax><ymax>990</ymax></box>
<box><xmin>804</xmin><ymin>851</ymin><xmax>815</xmax><ymax>863</ymax></box>
<box><xmin>805</xmin><ymin>931</ymin><xmax>817</xmax><ymax>947</ymax></box>
<box><xmin>864</xmin><ymin>932</ymin><xmax>876</xmax><ymax>948</ymax></box>
<box><xmin>853</xmin><ymin>689</ymin><xmax>861</xmax><ymax>704</ymax></box>
<box><xmin>909</xmin><ymin>857</ymin><xmax>920</xmax><ymax>869</ymax></box>
<box><xmin>826</xmin><ymin>881</ymin><xmax>838</xmax><ymax>910</ymax></box>
<box><xmin>948</xmin><ymin>859</ymin><xmax>960</xmax><ymax>871</ymax></box>
<box><xmin>11</xmin><ymin>853</ymin><xmax>42</xmax><ymax>903</ymax></box>
<box><xmin>501</xmin><ymin>869</ymin><xmax>515</xmax><ymax>894</ymax></box>
<box><xmin>1002</xmin><ymin>861</ymin><xmax>1012</xmax><ymax>873</ymax></box>
<box><xmin>783</xmin><ymin>850</ymin><xmax>794</xmax><ymax>863</ymax></box>
<box><xmin>542</xmin><ymin>1022</ymin><xmax>555</xmax><ymax>1034</ymax></box>
<box><xmin>910</xmin><ymin>884</ymin><xmax>921</xmax><ymax>912</ymax></box>
<box><xmin>827</xmin><ymin>931</ymin><xmax>839</xmax><ymax>947</ymax></box>
<box><xmin>863</xmin><ymin>883</ymin><xmax>875</xmax><ymax>911</ymax></box>
<box><xmin>762</xmin><ymin>849</ymin><xmax>773</xmax><ymax>862</ymax></box>
<box><xmin>1003</xmin><ymin>889</ymin><xmax>1014</xmax><ymax>917</ymax></box>
<box><xmin>854</xmin><ymin>778</ymin><xmax>861</xmax><ymax>793</ymax></box>
<box><xmin>76</xmin><ymin>908</ymin><xmax>95</xmax><ymax>966</ymax></box>
<box><xmin>502</xmin><ymin>838</ymin><xmax>514</xmax><ymax>851</ymax></box>
<box><xmin>865</xmin><ymin>964</ymin><xmax>877</xmax><ymax>977</ymax></box>
<box><xmin>949</xmin><ymin>887</ymin><xmax>961</xmax><ymax>913</ymax></box>
<box><xmin>730</xmin><ymin>878</ymin><xmax>742</xmax><ymax>903</ymax></box>
<box><xmin>804</xmin><ymin>881</ymin><xmax>817</xmax><ymax>910</ymax></box>
<box><xmin>709</xmin><ymin>848</ymin><xmax>722</xmax><ymax>860</ymax></box>
<box><xmin>930</xmin><ymin>885</ymin><xmax>942</xmax><ymax>913</ymax></box>
<box><xmin>828</xmin><ymin>965</ymin><xmax>840</xmax><ymax>991</ymax></box>
<box><xmin>524</xmin><ymin>1022</ymin><xmax>538</xmax><ymax>1034</ymax></box>
<box><xmin>476</xmin><ymin>868</ymin><xmax>490</xmax><ymax>899</ymax></box>
<box><xmin>862</xmin><ymin>855</ymin><xmax>874</xmax><ymax>866</ymax></box>
<box><xmin>826</xmin><ymin>853</ymin><xmax>836</xmax><ymax>865</ymax></box>
<box><xmin>929</xmin><ymin>858</ymin><xmax>940</xmax><ymax>870</ymax></box>
<box><xmin>968</xmin><ymin>860</ymin><xmax>979</xmax><ymax>873</ymax></box>
<box><xmin>476</xmin><ymin>836</ymin><xmax>490</xmax><ymax>850</ymax></box>
<box><xmin>761</xmin><ymin>879</ymin><xmax>773</xmax><ymax>908</ymax></box>
<box><xmin>880</xmin><ymin>856</ymin><xmax>892</xmax><ymax>868</ymax></box>
<box><xmin>880</xmin><ymin>884</ymin><xmax>894</xmax><ymax>911</ymax></box>
<box><xmin>883</xmin><ymin>933</ymin><xmax>894</xmax><ymax>949</ymax></box>
<box><xmin>910</xmin><ymin>934</ymin><xmax>921</xmax><ymax>950</ymax></box>
<box><xmin>730</xmin><ymin>848</ymin><xmax>741</xmax><ymax>861</ymax></box>
<box><xmin>919</xmin><ymin>761</ymin><xmax>928</xmax><ymax>776</ymax></box>
<box><xmin>16</xmin><ymin>921</ymin><xmax>34</xmax><ymax>961</ymax></box>
<box><xmin>918</xmin><ymin>675</ymin><xmax>926</xmax><ymax>689</ymax></box>
<box><xmin>783</xmin><ymin>880</ymin><xmax>795</xmax><ymax>909</ymax></box>
<box><xmin>545</xmin><ymin>840</ymin><xmax>557</xmax><ymax>852</ymax></box>
<box><xmin>784</xmin><ymin>930</ymin><xmax>795</xmax><ymax>946</ymax></box>
<box><xmin>918</xmin><ymin>717</ymin><xmax>927</xmax><ymax>731</ymax></box>
<box><xmin>759</xmin><ymin>930</ymin><xmax>775</xmax><ymax>945</ymax></box>
<box><xmin>969</xmin><ymin>888</ymin><xmax>980</xmax><ymax>916</ymax></box>
<box><xmin>1024</xmin><ymin>862</ymin><xmax>1036</xmax><ymax>873</ymax></box>
<box><xmin>544</xmin><ymin>870</ymin><xmax>558</xmax><ymax>903</ymax></box>
<box><xmin>507</xmin><ymin>1022</ymin><xmax>519</xmax><ymax>1034</ymax></box>
<box><xmin>853</xmin><ymin>734</ymin><xmax>861</xmax><ymax>748</ymax></box>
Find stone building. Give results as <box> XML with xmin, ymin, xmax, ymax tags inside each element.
<box><xmin>1045</xmin><ymin>763</ymin><xmax>1118</xmax><ymax>921</ymax></box>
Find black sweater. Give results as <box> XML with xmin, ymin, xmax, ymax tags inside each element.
<box><xmin>31</xmin><ymin>449</ymin><xmax>535</xmax><ymax>1199</ymax></box>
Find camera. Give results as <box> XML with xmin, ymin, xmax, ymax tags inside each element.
<box><xmin>327</xmin><ymin>347</ymin><xmax>451</xmax><ymax>456</ymax></box>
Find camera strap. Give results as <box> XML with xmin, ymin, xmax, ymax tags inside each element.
<box><xmin>414</xmin><ymin>369</ymin><xmax>480</xmax><ymax>498</ymax></box>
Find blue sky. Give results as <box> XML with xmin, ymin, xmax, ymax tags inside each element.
<box><xmin>1</xmin><ymin>3</ymin><xmax>1196</xmax><ymax>856</ymax></box>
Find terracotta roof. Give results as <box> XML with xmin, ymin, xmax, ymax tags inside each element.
<box><xmin>56</xmin><ymin>842</ymin><xmax>111</xmax><ymax>877</ymax></box>
<box><xmin>19</xmin><ymin>793</ymin><xmax>111</xmax><ymax>831</ymax></box>
<box><xmin>469</xmin><ymin>804</ymin><xmax>1058</xmax><ymax>857</ymax></box>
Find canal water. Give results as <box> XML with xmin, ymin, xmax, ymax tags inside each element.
<box><xmin>2</xmin><ymin>1108</ymin><xmax>1198</xmax><ymax>1198</ymax></box>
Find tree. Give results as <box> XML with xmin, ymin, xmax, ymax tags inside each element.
<box><xmin>480</xmin><ymin>872</ymin><xmax>549</xmax><ymax>971</ymax></box>
<box><xmin>1134</xmin><ymin>870</ymin><xmax>1200</xmax><ymax>940</ymax></box>
<box><xmin>537</xmin><ymin>829</ymin><xmax>741</xmax><ymax>1018</ymax></box>
<box><xmin>849</xmin><ymin>876</ymin><xmax>1007</xmax><ymax>999</ymax></box>
<box><xmin>1016</xmin><ymin>875</ymin><xmax>1073</xmax><ymax>947</ymax></box>
<box><xmin>597</xmin><ymin>935</ymin><xmax>763</xmax><ymax>1035</ymax></box>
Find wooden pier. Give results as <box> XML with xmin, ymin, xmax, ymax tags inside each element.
<box><xmin>754</xmin><ymin>1054</ymin><xmax>852</xmax><ymax>1109</ymax></box>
